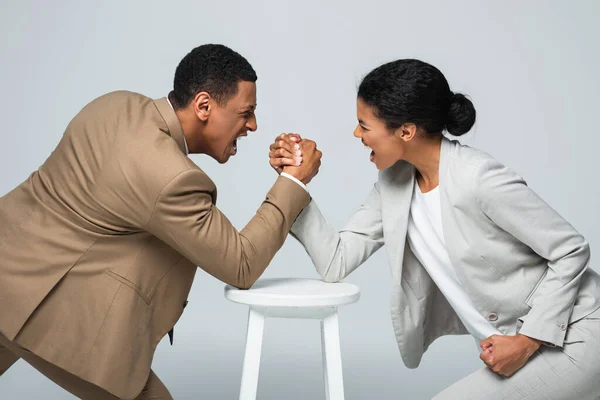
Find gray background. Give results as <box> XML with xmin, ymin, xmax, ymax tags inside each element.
<box><xmin>1</xmin><ymin>0</ymin><xmax>599</xmax><ymax>398</ymax></box>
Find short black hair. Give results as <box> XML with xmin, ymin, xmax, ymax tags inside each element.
<box><xmin>358</xmin><ymin>59</ymin><xmax>475</xmax><ymax>137</ymax></box>
<box><xmin>170</xmin><ymin>44</ymin><xmax>257</xmax><ymax>109</ymax></box>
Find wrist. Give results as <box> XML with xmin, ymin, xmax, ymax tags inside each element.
<box><xmin>518</xmin><ymin>334</ymin><xmax>541</xmax><ymax>353</ymax></box>
<box><xmin>280</xmin><ymin>172</ymin><xmax>309</xmax><ymax>192</ymax></box>
<box><xmin>282</xmin><ymin>167</ymin><xmax>304</xmax><ymax>183</ymax></box>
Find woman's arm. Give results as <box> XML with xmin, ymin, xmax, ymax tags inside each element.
<box><xmin>291</xmin><ymin>182</ymin><xmax>385</xmax><ymax>282</ymax></box>
<box><xmin>475</xmin><ymin>158</ymin><xmax>590</xmax><ymax>347</ymax></box>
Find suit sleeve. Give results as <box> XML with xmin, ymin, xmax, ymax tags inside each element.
<box><xmin>290</xmin><ymin>182</ymin><xmax>385</xmax><ymax>282</ymax></box>
<box><xmin>144</xmin><ymin>169</ymin><xmax>310</xmax><ymax>289</ymax></box>
<box><xmin>474</xmin><ymin>158</ymin><xmax>590</xmax><ymax>346</ymax></box>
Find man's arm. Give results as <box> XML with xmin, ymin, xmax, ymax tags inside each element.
<box><xmin>144</xmin><ymin>170</ymin><xmax>310</xmax><ymax>289</ymax></box>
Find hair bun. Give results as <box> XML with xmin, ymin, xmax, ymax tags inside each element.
<box><xmin>446</xmin><ymin>92</ymin><xmax>476</xmax><ymax>136</ymax></box>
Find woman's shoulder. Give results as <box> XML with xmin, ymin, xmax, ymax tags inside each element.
<box><xmin>445</xmin><ymin>138</ymin><xmax>498</xmax><ymax>168</ymax></box>
<box><xmin>446</xmin><ymin>139</ymin><xmax>527</xmax><ymax>196</ymax></box>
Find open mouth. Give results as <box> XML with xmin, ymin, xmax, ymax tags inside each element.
<box><xmin>363</xmin><ymin>140</ymin><xmax>375</xmax><ymax>162</ymax></box>
<box><xmin>230</xmin><ymin>133</ymin><xmax>247</xmax><ymax>156</ymax></box>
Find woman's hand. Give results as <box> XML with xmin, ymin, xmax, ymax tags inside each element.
<box><xmin>479</xmin><ymin>334</ymin><xmax>541</xmax><ymax>377</ymax></box>
<box><xmin>269</xmin><ymin>133</ymin><xmax>322</xmax><ymax>185</ymax></box>
<box><xmin>269</xmin><ymin>133</ymin><xmax>303</xmax><ymax>174</ymax></box>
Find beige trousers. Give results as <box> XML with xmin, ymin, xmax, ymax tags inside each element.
<box><xmin>0</xmin><ymin>332</ymin><xmax>172</xmax><ymax>400</ymax></box>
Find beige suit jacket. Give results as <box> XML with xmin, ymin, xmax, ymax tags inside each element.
<box><xmin>0</xmin><ymin>91</ymin><xmax>310</xmax><ymax>399</ymax></box>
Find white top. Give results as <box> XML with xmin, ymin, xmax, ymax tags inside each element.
<box><xmin>224</xmin><ymin>278</ymin><xmax>360</xmax><ymax>307</ymax></box>
<box><xmin>407</xmin><ymin>183</ymin><xmax>500</xmax><ymax>342</ymax></box>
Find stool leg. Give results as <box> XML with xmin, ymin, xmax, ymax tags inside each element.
<box><xmin>240</xmin><ymin>307</ymin><xmax>266</xmax><ymax>400</ymax></box>
<box><xmin>321</xmin><ymin>309</ymin><xmax>344</xmax><ymax>400</ymax></box>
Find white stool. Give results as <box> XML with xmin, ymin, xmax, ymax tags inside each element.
<box><xmin>224</xmin><ymin>278</ymin><xmax>360</xmax><ymax>400</ymax></box>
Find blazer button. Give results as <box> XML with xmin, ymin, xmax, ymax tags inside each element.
<box><xmin>560</xmin><ymin>323</ymin><xmax>567</xmax><ymax>331</ymax></box>
<box><xmin>488</xmin><ymin>312</ymin><xmax>498</xmax><ymax>322</ymax></box>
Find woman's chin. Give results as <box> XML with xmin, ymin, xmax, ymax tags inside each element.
<box><xmin>373</xmin><ymin>156</ymin><xmax>395</xmax><ymax>171</ymax></box>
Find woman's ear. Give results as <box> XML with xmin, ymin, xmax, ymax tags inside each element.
<box><xmin>396</xmin><ymin>123</ymin><xmax>417</xmax><ymax>141</ymax></box>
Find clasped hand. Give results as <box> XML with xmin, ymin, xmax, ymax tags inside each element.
<box><xmin>269</xmin><ymin>133</ymin><xmax>322</xmax><ymax>185</ymax></box>
<box><xmin>479</xmin><ymin>334</ymin><xmax>541</xmax><ymax>377</ymax></box>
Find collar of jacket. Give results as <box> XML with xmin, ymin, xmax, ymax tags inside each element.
<box><xmin>153</xmin><ymin>97</ymin><xmax>187</xmax><ymax>155</ymax></box>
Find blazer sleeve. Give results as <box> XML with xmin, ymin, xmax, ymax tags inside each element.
<box><xmin>474</xmin><ymin>158</ymin><xmax>590</xmax><ymax>347</ymax></box>
<box><xmin>144</xmin><ymin>169</ymin><xmax>310</xmax><ymax>289</ymax></box>
<box><xmin>290</xmin><ymin>182</ymin><xmax>385</xmax><ymax>283</ymax></box>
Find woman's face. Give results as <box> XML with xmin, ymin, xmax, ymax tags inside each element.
<box><xmin>353</xmin><ymin>98</ymin><xmax>406</xmax><ymax>170</ymax></box>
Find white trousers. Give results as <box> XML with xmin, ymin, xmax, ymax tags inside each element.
<box><xmin>434</xmin><ymin>308</ymin><xmax>600</xmax><ymax>400</ymax></box>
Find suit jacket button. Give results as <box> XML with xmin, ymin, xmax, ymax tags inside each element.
<box><xmin>560</xmin><ymin>323</ymin><xmax>567</xmax><ymax>331</ymax></box>
<box><xmin>488</xmin><ymin>312</ymin><xmax>498</xmax><ymax>322</ymax></box>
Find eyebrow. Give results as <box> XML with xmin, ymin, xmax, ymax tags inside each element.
<box><xmin>358</xmin><ymin>119</ymin><xmax>369</xmax><ymax>127</ymax></box>
<box><xmin>240</xmin><ymin>104</ymin><xmax>257</xmax><ymax>112</ymax></box>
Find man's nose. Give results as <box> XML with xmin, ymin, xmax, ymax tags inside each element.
<box><xmin>247</xmin><ymin>115</ymin><xmax>257</xmax><ymax>132</ymax></box>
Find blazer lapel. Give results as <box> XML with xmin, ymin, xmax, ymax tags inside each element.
<box><xmin>153</xmin><ymin>97</ymin><xmax>187</xmax><ymax>155</ymax></box>
<box><xmin>380</xmin><ymin>161</ymin><xmax>415</xmax><ymax>283</ymax></box>
<box><xmin>439</xmin><ymin>136</ymin><xmax>453</xmax><ymax>247</ymax></box>
<box><xmin>439</xmin><ymin>137</ymin><xmax>474</xmax><ymax>280</ymax></box>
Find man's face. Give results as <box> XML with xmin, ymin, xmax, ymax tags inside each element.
<box><xmin>203</xmin><ymin>81</ymin><xmax>257</xmax><ymax>163</ymax></box>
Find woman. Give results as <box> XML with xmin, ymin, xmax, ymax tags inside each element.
<box><xmin>269</xmin><ymin>59</ymin><xmax>600</xmax><ymax>399</ymax></box>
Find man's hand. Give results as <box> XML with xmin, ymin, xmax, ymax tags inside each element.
<box><xmin>479</xmin><ymin>334</ymin><xmax>541</xmax><ymax>377</ymax></box>
<box><xmin>269</xmin><ymin>133</ymin><xmax>303</xmax><ymax>174</ymax></box>
<box><xmin>269</xmin><ymin>133</ymin><xmax>321</xmax><ymax>185</ymax></box>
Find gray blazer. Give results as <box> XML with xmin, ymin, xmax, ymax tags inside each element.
<box><xmin>291</xmin><ymin>137</ymin><xmax>600</xmax><ymax>368</ymax></box>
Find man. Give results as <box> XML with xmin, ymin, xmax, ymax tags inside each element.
<box><xmin>0</xmin><ymin>44</ymin><xmax>322</xmax><ymax>399</ymax></box>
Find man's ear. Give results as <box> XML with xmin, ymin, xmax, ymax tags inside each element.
<box><xmin>192</xmin><ymin>92</ymin><xmax>211</xmax><ymax>122</ymax></box>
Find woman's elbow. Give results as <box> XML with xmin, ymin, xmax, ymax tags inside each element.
<box><xmin>574</xmin><ymin>237</ymin><xmax>591</xmax><ymax>264</ymax></box>
<box><xmin>320</xmin><ymin>265</ymin><xmax>346</xmax><ymax>283</ymax></box>
<box><xmin>317</xmin><ymin>255</ymin><xmax>348</xmax><ymax>283</ymax></box>
<box><xmin>322</xmin><ymin>274</ymin><xmax>343</xmax><ymax>283</ymax></box>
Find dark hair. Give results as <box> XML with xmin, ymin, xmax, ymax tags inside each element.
<box><xmin>357</xmin><ymin>59</ymin><xmax>475</xmax><ymax>137</ymax></box>
<box><xmin>170</xmin><ymin>44</ymin><xmax>257</xmax><ymax>109</ymax></box>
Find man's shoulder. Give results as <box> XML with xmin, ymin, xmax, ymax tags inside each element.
<box><xmin>144</xmin><ymin>161</ymin><xmax>217</xmax><ymax>208</ymax></box>
<box><xmin>91</xmin><ymin>90</ymin><xmax>151</xmax><ymax>104</ymax></box>
<box><xmin>77</xmin><ymin>90</ymin><xmax>152</xmax><ymax>116</ymax></box>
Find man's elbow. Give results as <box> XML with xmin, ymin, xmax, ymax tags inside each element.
<box><xmin>228</xmin><ymin>260</ymin><xmax>260</xmax><ymax>290</ymax></box>
<box><xmin>229</xmin><ymin>279</ymin><xmax>255</xmax><ymax>290</ymax></box>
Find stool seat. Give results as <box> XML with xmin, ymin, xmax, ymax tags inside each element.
<box><xmin>224</xmin><ymin>278</ymin><xmax>360</xmax><ymax>308</ymax></box>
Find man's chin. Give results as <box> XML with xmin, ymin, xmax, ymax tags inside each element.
<box><xmin>205</xmin><ymin>150</ymin><xmax>231</xmax><ymax>164</ymax></box>
<box><xmin>216</xmin><ymin>153</ymin><xmax>231</xmax><ymax>164</ymax></box>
